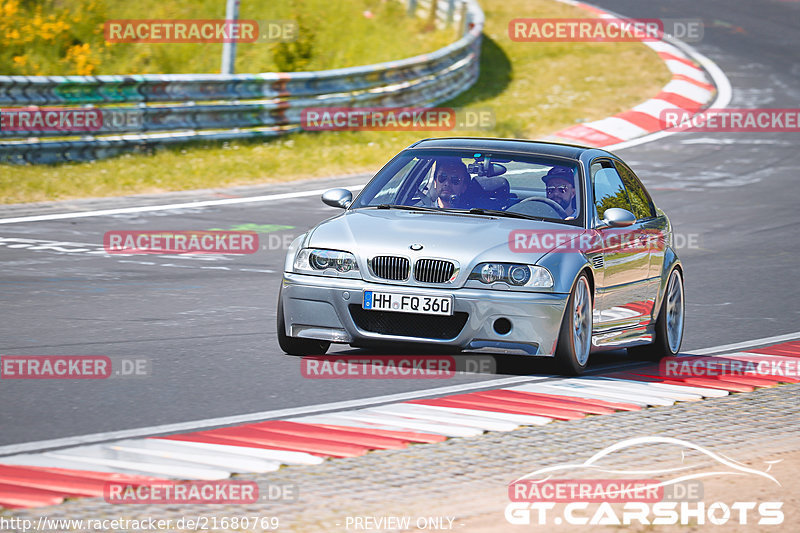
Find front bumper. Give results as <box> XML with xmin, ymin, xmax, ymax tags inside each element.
<box><xmin>280</xmin><ymin>273</ymin><xmax>569</xmax><ymax>356</ymax></box>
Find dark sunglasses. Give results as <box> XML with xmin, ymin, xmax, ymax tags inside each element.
<box><xmin>436</xmin><ymin>174</ymin><xmax>465</xmax><ymax>185</ymax></box>
<box><xmin>546</xmin><ymin>185</ymin><xmax>570</xmax><ymax>194</ymax></box>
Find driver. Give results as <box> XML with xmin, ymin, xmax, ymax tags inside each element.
<box><xmin>542</xmin><ymin>166</ymin><xmax>577</xmax><ymax>219</ymax></box>
<box><xmin>432</xmin><ymin>157</ymin><xmax>471</xmax><ymax>209</ymax></box>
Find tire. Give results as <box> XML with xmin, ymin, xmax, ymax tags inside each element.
<box><xmin>555</xmin><ymin>273</ymin><xmax>593</xmax><ymax>375</ymax></box>
<box><xmin>276</xmin><ymin>290</ymin><xmax>330</xmax><ymax>356</ymax></box>
<box><xmin>627</xmin><ymin>268</ymin><xmax>684</xmax><ymax>361</ymax></box>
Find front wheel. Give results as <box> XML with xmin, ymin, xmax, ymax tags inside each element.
<box><xmin>277</xmin><ymin>290</ymin><xmax>330</xmax><ymax>356</ymax></box>
<box><xmin>628</xmin><ymin>268</ymin><xmax>684</xmax><ymax>360</ymax></box>
<box><xmin>554</xmin><ymin>273</ymin><xmax>593</xmax><ymax>375</ymax></box>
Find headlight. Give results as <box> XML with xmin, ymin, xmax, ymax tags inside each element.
<box><xmin>294</xmin><ymin>248</ymin><xmax>360</xmax><ymax>277</ymax></box>
<box><xmin>469</xmin><ymin>263</ymin><xmax>553</xmax><ymax>288</ymax></box>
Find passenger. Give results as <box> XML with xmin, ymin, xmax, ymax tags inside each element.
<box><xmin>542</xmin><ymin>166</ymin><xmax>577</xmax><ymax>219</ymax></box>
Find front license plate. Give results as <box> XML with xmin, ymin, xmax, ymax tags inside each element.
<box><xmin>363</xmin><ymin>291</ymin><xmax>453</xmax><ymax>316</ymax></box>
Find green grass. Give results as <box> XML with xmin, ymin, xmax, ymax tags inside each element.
<box><xmin>1</xmin><ymin>0</ymin><xmax>454</xmax><ymax>75</ymax></box>
<box><xmin>1</xmin><ymin>0</ymin><xmax>672</xmax><ymax>204</ymax></box>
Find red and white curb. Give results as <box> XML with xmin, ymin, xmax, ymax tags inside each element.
<box><xmin>1</xmin><ymin>338</ymin><xmax>799</xmax><ymax>509</ymax></box>
<box><xmin>548</xmin><ymin>1</ymin><xmax>719</xmax><ymax>148</ymax></box>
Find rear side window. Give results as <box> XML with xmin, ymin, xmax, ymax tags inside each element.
<box><xmin>615</xmin><ymin>161</ymin><xmax>655</xmax><ymax>220</ymax></box>
<box><xmin>591</xmin><ymin>161</ymin><xmax>631</xmax><ymax>222</ymax></box>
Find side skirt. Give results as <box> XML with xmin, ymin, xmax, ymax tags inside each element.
<box><xmin>591</xmin><ymin>324</ymin><xmax>655</xmax><ymax>351</ymax></box>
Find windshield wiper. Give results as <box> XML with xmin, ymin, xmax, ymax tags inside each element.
<box><xmin>372</xmin><ymin>204</ymin><xmax>442</xmax><ymax>212</ymax></box>
<box><xmin>464</xmin><ymin>208</ymin><xmax>546</xmax><ymax>221</ymax></box>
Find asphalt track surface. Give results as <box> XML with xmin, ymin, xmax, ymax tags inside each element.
<box><xmin>1</xmin><ymin>0</ymin><xmax>799</xmax><ymax>448</ymax></box>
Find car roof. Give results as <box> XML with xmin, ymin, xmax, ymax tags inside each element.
<box><xmin>407</xmin><ymin>137</ymin><xmax>598</xmax><ymax>159</ymax></box>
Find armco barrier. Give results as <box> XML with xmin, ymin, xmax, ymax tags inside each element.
<box><xmin>0</xmin><ymin>0</ymin><xmax>484</xmax><ymax>164</ymax></box>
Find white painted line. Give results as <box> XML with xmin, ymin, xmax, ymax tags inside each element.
<box><xmin>332</xmin><ymin>411</ymin><xmax>483</xmax><ymax>438</ymax></box>
<box><xmin>662</xmin><ymin>79</ymin><xmax>714</xmax><ymax>103</ymax></box>
<box><xmin>109</xmin><ymin>440</ymin><xmax>281</xmax><ymax>473</ymax></box>
<box><xmin>576</xmin><ymin>377</ymin><xmax>702</xmax><ymax>401</ymax></box>
<box><xmin>727</xmin><ymin>352</ymin><xmax>798</xmax><ymax>361</ymax></box>
<box><xmin>0</xmin><ymin>453</ymin><xmax>152</xmax><ymax>476</ymax></box>
<box><xmin>642</xmin><ymin>40</ymin><xmax>685</xmax><ymax>57</ymax></box>
<box><xmin>510</xmin><ymin>383</ymin><xmax>650</xmax><ymax>407</ymax></box>
<box><xmin>0</xmin><ymin>184</ymin><xmax>366</xmax><ymax>225</ymax></box>
<box><xmin>559</xmin><ymin>379</ymin><xmax>676</xmax><ymax>406</ymax></box>
<box><xmin>289</xmin><ymin>414</ymin><xmax>444</xmax><ymax>434</ymax></box>
<box><xmin>44</xmin><ymin>450</ymin><xmax>230</xmax><ymax>480</ymax></box>
<box><xmin>595</xmin><ymin>377</ymin><xmax>728</xmax><ymax>398</ymax></box>
<box><xmin>409</xmin><ymin>404</ymin><xmax>552</xmax><ymax>426</ymax></box>
<box><xmin>0</xmin><ymin>375</ymin><xmax>545</xmax><ymax>456</ymax></box>
<box><xmin>664</xmin><ymin>60</ymin><xmax>708</xmax><ymax>82</ymax></box>
<box><xmin>633</xmin><ymin>98</ymin><xmax>689</xmax><ymax>118</ymax></box>
<box><xmin>584</xmin><ymin>117</ymin><xmax>649</xmax><ymax>141</ymax></box>
<box><xmin>367</xmin><ymin>404</ymin><xmax>519</xmax><ymax>432</ymax></box>
<box><xmin>686</xmin><ymin>331</ymin><xmax>800</xmax><ymax>356</ymax></box>
<box><xmin>149</xmin><ymin>439</ymin><xmax>324</xmax><ymax>465</ymax></box>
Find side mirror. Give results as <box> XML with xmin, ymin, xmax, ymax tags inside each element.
<box><xmin>602</xmin><ymin>207</ymin><xmax>636</xmax><ymax>228</ymax></box>
<box><xmin>321</xmin><ymin>188</ymin><xmax>353</xmax><ymax>209</ymax></box>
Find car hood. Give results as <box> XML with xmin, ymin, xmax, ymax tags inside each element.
<box><xmin>307</xmin><ymin>209</ymin><xmax>582</xmax><ymax>272</ymax></box>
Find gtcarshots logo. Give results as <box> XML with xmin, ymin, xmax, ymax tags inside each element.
<box><xmin>104</xmin><ymin>230</ymin><xmax>258</xmax><ymax>254</ymax></box>
<box><xmin>505</xmin><ymin>436</ymin><xmax>784</xmax><ymax>526</ymax></box>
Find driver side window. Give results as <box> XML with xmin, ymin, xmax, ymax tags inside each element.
<box><xmin>591</xmin><ymin>161</ymin><xmax>632</xmax><ymax>224</ymax></box>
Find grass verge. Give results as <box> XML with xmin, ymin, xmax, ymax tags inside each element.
<box><xmin>1</xmin><ymin>0</ymin><xmax>672</xmax><ymax>204</ymax></box>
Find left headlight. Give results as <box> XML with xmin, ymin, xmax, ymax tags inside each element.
<box><xmin>293</xmin><ymin>248</ymin><xmax>361</xmax><ymax>278</ymax></box>
<box><xmin>468</xmin><ymin>263</ymin><xmax>553</xmax><ymax>289</ymax></box>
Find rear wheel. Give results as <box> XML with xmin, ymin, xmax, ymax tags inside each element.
<box><xmin>555</xmin><ymin>273</ymin><xmax>593</xmax><ymax>375</ymax></box>
<box><xmin>277</xmin><ymin>290</ymin><xmax>330</xmax><ymax>356</ymax></box>
<box><xmin>628</xmin><ymin>268</ymin><xmax>684</xmax><ymax>360</ymax></box>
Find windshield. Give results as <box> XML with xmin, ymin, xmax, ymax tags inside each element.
<box><xmin>352</xmin><ymin>149</ymin><xmax>583</xmax><ymax>224</ymax></box>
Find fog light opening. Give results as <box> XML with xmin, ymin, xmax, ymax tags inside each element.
<box><xmin>493</xmin><ymin>318</ymin><xmax>512</xmax><ymax>335</ymax></box>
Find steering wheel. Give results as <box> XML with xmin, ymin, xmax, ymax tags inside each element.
<box><xmin>510</xmin><ymin>197</ymin><xmax>568</xmax><ymax>218</ymax></box>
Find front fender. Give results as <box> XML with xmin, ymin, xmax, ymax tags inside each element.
<box><xmin>536</xmin><ymin>251</ymin><xmax>592</xmax><ymax>295</ymax></box>
<box><xmin>654</xmin><ymin>246</ymin><xmax>682</xmax><ymax>321</ymax></box>
<box><xmin>283</xmin><ymin>233</ymin><xmax>308</xmax><ymax>273</ymax></box>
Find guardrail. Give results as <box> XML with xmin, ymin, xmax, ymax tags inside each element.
<box><xmin>0</xmin><ymin>0</ymin><xmax>484</xmax><ymax>165</ymax></box>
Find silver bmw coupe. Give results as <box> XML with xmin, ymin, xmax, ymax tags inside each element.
<box><xmin>278</xmin><ymin>138</ymin><xmax>684</xmax><ymax>374</ymax></box>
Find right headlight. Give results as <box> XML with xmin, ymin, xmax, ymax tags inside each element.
<box><xmin>468</xmin><ymin>263</ymin><xmax>553</xmax><ymax>288</ymax></box>
<box><xmin>293</xmin><ymin>248</ymin><xmax>361</xmax><ymax>278</ymax></box>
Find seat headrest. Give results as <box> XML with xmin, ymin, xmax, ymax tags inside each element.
<box><xmin>473</xmin><ymin>176</ymin><xmax>510</xmax><ymax>198</ymax></box>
